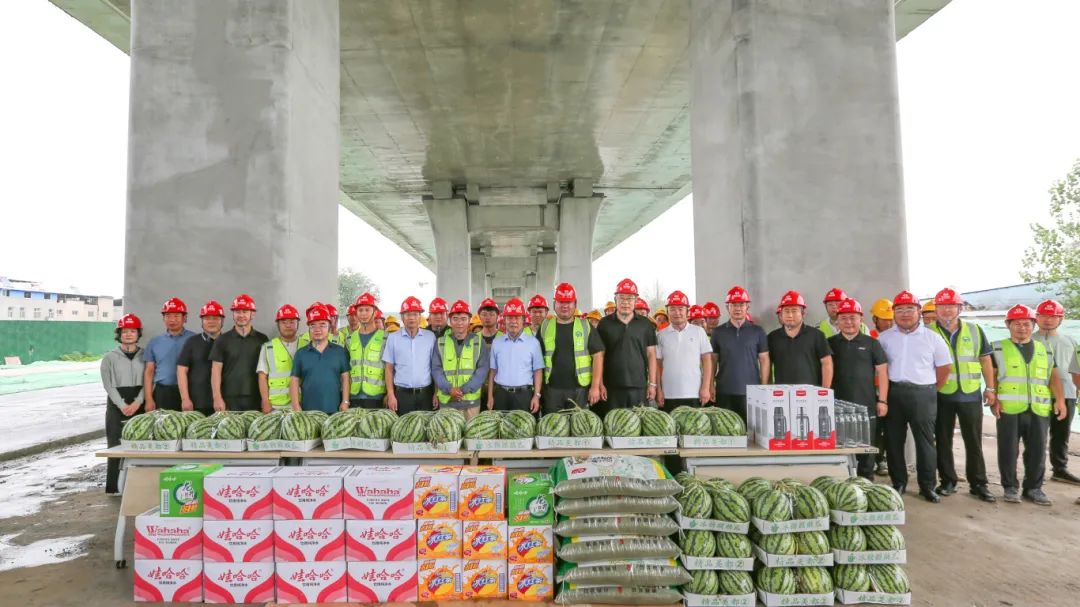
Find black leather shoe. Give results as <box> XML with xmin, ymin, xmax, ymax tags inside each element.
<box><xmin>892</xmin><ymin>483</ymin><xmax>906</xmax><ymax>495</ymax></box>
<box><xmin>918</xmin><ymin>488</ymin><xmax>941</xmax><ymax>503</ymax></box>
<box><xmin>969</xmin><ymin>485</ymin><xmax>997</xmax><ymax>503</ymax></box>
<box><xmin>935</xmin><ymin>483</ymin><xmax>957</xmax><ymax>496</ymax></box>
<box><xmin>1051</xmin><ymin>470</ymin><xmax>1080</xmax><ymax>485</ymax></box>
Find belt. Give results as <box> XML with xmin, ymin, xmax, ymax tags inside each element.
<box><xmin>395</xmin><ymin>385</ymin><xmax>431</xmax><ymax>394</ymax></box>
<box><xmin>889</xmin><ymin>381</ymin><xmax>936</xmax><ymax>389</ymax></box>
<box><xmin>498</xmin><ymin>385</ymin><xmax>533</xmax><ymax>393</ymax></box>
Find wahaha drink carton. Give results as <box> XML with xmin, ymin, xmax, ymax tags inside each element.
<box><xmin>507</xmin><ymin>525</ymin><xmax>554</xmax><ymax>564</ymax></box>
<box><xmin>344</xmin><ymin>519</ymin><xmax>417</xmax><ymax>561</ymax></box>
<box><xmin>274</xmin><ymin>562</ymin><xmax>348</xmax><ymax>603</ymax></box>
<box><xmin>413</xmin><ymin>465</ymin><xmax>461</xmax><ymax>519</ymax></box>
<box><xmin>133</xmin><ymin>560</ymin><xmax>204</xmax><ymax>603</ymax></box>
<box><xmin>202</xmin><ymin>563</ymin><xmax>275</xmax><ymax>604</ymax></box>
<box><xmin>463</xmin><ymin>558</ymin><xmax>508</xmax><ymax>599</ymax></box>
<box><xmin>342</xmin><ymin>464</ymin><xmax>417</xmax><ymax>520</ymax></box>
<box><xmin>202</xmin><ymin>520</ymin><xmax>275</xmax><ymax>563</ymax></box>
<box><xmin>346</xmin><ymin>561</ymin><xmax>419</xmax><ymax>602</ymax></box>
<box><xmin>272</xmin><ymin>466</ymin><xmax>348</xmax><ymax>520</ymax></box>
<box><xmin>458</xmin><ymin>465</ymin><xmax>505</xmax><ymax>520</ymax></box>
<box><xmin>134</xmin><ymin>507</ymin><xmax>203</xmax><ymax>560</ymax></box>
<box><xmin>463</xmin><ymin>520</ymin><xmax>508</xmax><ymax>560</ymax></box>
<box><xmin>416</xmin><ymin>558</ymin><xmax>462</xmax><ymax>601</ymax></box>
<box><xmin>416</xmin><ymin>518</ymin><xmax>462</xmax><ymax>558</ymax></box>
<box><xmin>159</xmin><ymin>463</ymin><xmax>222</xmax><ymax>517</ymax></box>
<box><xmin>273</xmin><ymin>519</ymin><xmax>346</xmax><ymax>562</ymax></box>
<box><xmin>508</xmin><ymin>562</ymin><xmax>554</xmax><ymax>601</ymax></box>
<box><xmin>203</xmin><ymin>467</ymin><xmax>279</xmax><ymax>520</ymax></box>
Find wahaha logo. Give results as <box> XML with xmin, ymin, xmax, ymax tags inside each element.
<box><xmin>471</xmin><ymin>531</ymin><xmax>498</xmax><ymax>549</ymax></box>
<box><xmin>516</xmin><ymin>536</ymin><xmax>542</xmax><ymax>554</ymax></box>
<box><xmin>145</xmin><ymin>526</ymin><xmax>193</xmax><ymax>537</ymax></box>
<box><xmin>354</xmin><ymin>486</ymin><xmax>401</xmax><ymax>497</ymax></box>
<box><xmin>467</xmin><ymin>494</ymin><xmax>492</xmax><ymax>510</ymax></box>
<box><xmin>426</xmin><ymin>531</ymin><xmax>453</xmax><ymax>548</ymax></box>
<box><xmin>517</xmin><ymin>573</ymin><xmax>543</xmax><ymax>592</ymax></box>
<box><xmin>471</xmin><ymin>573</ymin><xmax>497</xmax><ymax>591</ymax></box>
<box><xmin>428</xmin><ymin>573</ymin><xmax>453</xmax><ymax>590</ymax></box>
<box><xmin>421</xmin><ymin>493</ymin><xmax>447</xmax><ymax>510</ymax></box>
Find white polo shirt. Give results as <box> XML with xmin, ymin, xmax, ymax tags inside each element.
<box><xmin>657</xmin><ymin>323</ymin><xmax>713</xmax><ymax>399</ymax></box>
<box><xmin>878</xmin><ymin>324</ymin><xmax>952</xmax><ymax>385</ymax></box>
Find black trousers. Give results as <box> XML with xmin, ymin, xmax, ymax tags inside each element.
<box><xmin>935</xmin><ymin>396</ymin><xmax>989</xmax><ymax>487</ymax></box>
<box><xmin>105</xmin><ymin>400</ymin><xmax>144</xmax><ymax>493</ymax></box>
<box><xmin>997</xmin><ymin>409</ymin><xmax>1050</xmax><ymax>492</ymax></box>
<box><xmin>224</xmin><ymin>395</ymin><xmax>261</xmax><ymax>411</ymax></box>
<box><xmin>543</xmin><ymin>386</ymin><xmax>588</xmax><ymax>415</ymax></box>
<box><xmin>885</xmin><ymin>382</ymin><xmax>938</xmax><ymax>490</ymax></box>
<box><xmin>874</xmin><ymin>411</ymin><xmax>889</xmax><ymax>466</ymax></box>
<box><xmin>856</xmin><ymin>414</ymin><xmax>878</xmax><ymax>480</ymax></box>
<box><xmin>714</xmin><ymin>394</ymin><xmax>747</xmax><ymax>422</ymax></box>
<box><xmin>494</xmin><ymin>385</ymin><xmax>535</xmax><ymax>413</ymax></box>
<box><xmin>152</xmin><ymin>384</ymin><xmax>182</xmax><ymax>411</ymax></box>
<box><xmin>394</xmin><ymin>385</ymin><xmax>434</xmax><ymax>414</ymax></box>
<box><xmin>596</xmin><ymin>387</ymin><xmax>646</xmax><ymax>419</ymax></box>
<box><xmin>350</xmin><ymin>396</ymin><xmax>386</xmax><ymax>410</ymax></box>
<box><xmin>1050</xmin><ymin>398</ymin><xmax>1076</xmax><ymax>473</ymax></box>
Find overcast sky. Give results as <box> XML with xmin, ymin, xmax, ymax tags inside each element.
<box><xmin>2</xmin><ymin>0</ymin><xmax>1079</xmax><ymax>311</ymax></box>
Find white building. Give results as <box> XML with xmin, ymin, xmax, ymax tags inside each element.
<box><xmin>0</xmin><ymin>277</ymin><xmax>119</xmax><ymax>322</ymax></box>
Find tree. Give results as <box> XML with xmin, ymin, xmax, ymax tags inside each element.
<box><xmin>643</xmin><ymin>279</ymin><xmax>666</xmax><ymax>312</ymax></box>
<box><xmin>338</xmin><ymin>268</ymin><xmax>379</xmax><ymax>312</ymax></box>
<box><xmin>1021</xmin><ymin>159</ymin><xmax>1080</xmax><ymax>317</ymax></box>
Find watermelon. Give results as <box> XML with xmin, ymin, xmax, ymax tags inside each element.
<box><xmin>604</xmin><ymin>408</ymin><xmax>641</xmax><ymax>437</ymax></box>
<box><xmin>502</xmin><ymin>410</ymin><xmax>536</xmax><ymax>439</ymax></box>
<box><xmin>305</xmin><ymin>410</ymin><xmax>329</xmax><ymax>425</ymax></box>
<box><xmin>829</xmin><ymin>525</ymin><xmax>867</xmax><ymax>552</ymax></box>
<box><xmin>438</xmin><ymin>408</ymin><xmax>466</xmax><ymax>425</ymax></box>
<box><xmin>704</xmin><ymin>478</ymin><xmax>737</xmax><ymax>493</ymax></box>
<box><xmin>864</xmin><ymin>484</ymin><xmax>905</xmax><ymax>512</ymax></box>
<box><xmin>185</xmin><ymin>417</ymin><xmax>217</xmax><ymax>439</ymax></box>
<box><xmin>685</xmin><ymin>570</ymin><xmax>719</xmax><ymax>595</ymax></box>
<box><xmin>864</xmin><ymin>525</ymin><xmax>906</xmax><ymax>551</ymax></box>
<box><xmin>712</xmin><ymin>408</ymin><xmax>746</xmax><ymax>436</ymax></box>
<box><xmin>248</xmin><ymin>413</ymin><xmax>284</xmax><ymax>440</ymax></box>
<box><xmin>868</xmin><ymin>564</ymin><xmax>911</xmax><ymax>594</ymax></box>
<box><xmin>677</xmin><ymin>408</ymin><xmax>712</xmax><ymax>436</ymax></box>
<box><xmin>714</xmin><ymin>532</ymin><xmax>751</xmax><ymax>559</ymax></box>
<box><xmin>756</xmin><ymin>567</ymin><xmax>797</xmax><ymax>594</ymax></box>
<box><xmin>281</xmin><ymin>411</ymin><xmax>319</xmax><ymax>441</ymax></box>
<box><xmin>429</xmin><ymin>411</ymin><xmax>463</xmax><ymax>442</ymax></box>
<box><xmin>214</xmin><ymin>415</ymin><xmax>247</xmax><ymax>440</ymax></box>
<box><xmin>810</xmin><ymin>475</ymin><xmax>839</xmax><ymax>493</ymax></box>
<box><xmin>677</xmin><ymin>484</ymin><xmax>713</xmax><ymax>519</ymax></box>
<box><xmin>322</xmin><ymin>412</ymin><xmax>358</xmax><ymax>440</ymax></box>
<box><xmin>121</xmin><ymin>414</ymin><xmax>156</xmax><ymax>440</ymax></box>
<box><xmin>753</xmin><ymin>490</ymin><xmax>794</xmax><ymax>522</ymax></box>
<box><xmin>737</xmin><ymin>477</ymin><xmax>772</xmax><ymax>502</ymax></box>
<box><xmin>538</xmin><ymin>412</ymin><xmax>571</xmax><ymax>437</ymax></box>
<box><xmin>570</xmin><ymin>408</ymin><xmax>603</xmax><ymax>437</ymax></box>
<box><xmin>846</xmin><ymin>476</ymin><xmax>873</xmax><ymax>487</ymax></box>
<box><xmin>152</xmin><ymin>413</ymin><xmax>185</xmax><ymax>440</ymax></box>
<box><xmin>793</xmin><ymin>485</ymin><xmax>830</xmax><ymax>518</ymax></box>
<box><xmin>794</xmin><ymin>531</ymin><xmax>830</xmax><ymax>555</ymax></box>
<box><xmin>391</xmin><ymin>412</ymin><xmax>428</xmax><ymax>442</ymax></box>
<box><xmin>675</xmin><ymin>471</ymin><xmax>697</xmax><ymax>487</ymax></box>
<box><xmin>759</xmin><ymin>533</ymin><xmax>796</xmax><ymax>555</ymax></box>
<box><xmin>796</xmin><ymin>566</ymin><xmax>833</xmax><ymax>594</ymax></box>
<box><xmin>833</xmin><ymin>564</ymin><xmax>871</xmax><ymax>591</ymax></box>
<box><xmin>717</xmin><ymin>570</ymin><xmax>754</xmax><ymax>595</ymax></box>
<box><xmin>711</xmin><ymin>489</ymin><xmax>750</xmax><ymax>523</ymax></box>
<box><xmin>465</xmin><ymin>412</ymin><xmax>501</xmax><ymax>439</ymax></box>
<box><xmin>356</xmin><ymin>411</ymin><xmax>393</xmax><ymax>439</ymax></box>
<box><xmin>826</xmin><ymin>481</ymin><xmax>868</xmax><ymax>513</ymax></box>
<box><xmin>680</xmin><ymin>530</ymin><xmax>716</xmax><ymax>557</ymax></box>
<box><xmin>637</xmin><ymin>407</ymin><xmax>676</xmax><ymax>436</ymax></box>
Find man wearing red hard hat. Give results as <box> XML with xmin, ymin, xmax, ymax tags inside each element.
<box><xmin>487</xmin><ymin>298</ymin><xmax>544</xmax><ymax>413</ymax></box>
<box><xmin>143</xmin><ymin>297</ymin><xmax>196</xmax><ymax>412</ymax></box>
<box><xmin>767</xmin><ymin>290</ymin><xmax>833</xmax><ymax>388</ymax></box>
<box><xmin>427</xmin><ymin>298</ymin><xmax>450</xmax><ymax>338</ymax></box>
<box><xmin>1032</xmin><ymin>299</ymin><xmax>1080</xmax><ymax>486</ymax></box>
<box><xmin>710</xmin><ymin>286</ymin><xmax>769</xmax><ymax>421</ymax></box>
<box><xmin>345</xmin><ymin>292</ymin><xmax>388</xmax><ymax>409</ymax></box>
<box><xmin>926</xmin><ymin>288</ymin><xmax>996</xmax><ymax>502</ymax></box>
<box><xmin>818</xmin><ymin>288</ymin><xmax>868</xmax><ymax>338</ymax></box>
<box><xmin>102</xmin><ymin>314</ymin><xmax>146</xmax><ymax>494</ymax></box>
<box><xmin>527</xmin><ymin>294</ymin><xmax>549</xmax><ymax>337</ymax></box>
<box><xmin>432</xmin><ymin>300</ymin><xmax>490</xmax><ymax>419</ymax></box>
<box><xmin>990</xmin><ymin>304</ymin><xmax>1068</xmax><ymax>506</ymax></box>
<box><xmin>539</xmin><ymin>283</ymin><xmax>605</xmax><ymax>414</ymax></box>
<box><xmin>656</xmin><ymin>290</ymin><xmax>713</xmax><ymax>412</ymax></box>
<box><xmin>477</xmin><ymin>298</ymin><xmax>502</xmax><ymax>345</ymax></box>
<box><xmin>700</xmin><ymin>302</ymin><xmax>721</xmax><ymax>337</ymax></box>
<box><xmin>382</xmin><ymin>296</ymin><xmax>437</xmax><ymax>413</ymax></box>
<box><xmin>177</xmin><ymin>300</ymin><xmax>226</xmax><ymax>415</ymax></box>
<box><xmin>210</xmin><ymin>294</ymin><xmax>269</xmax><ymax>411</ymax></box>
<box><xmin>877</xmin><ymin>290</ymin><xmax>952</xmax><ymax>502</ymax></box>
<box><xmin>256</xmin><ymin>304</ymin><xmax>302</xmax><ymax>413</ymax></box>
<box><xmin>288</xmin><ymin>303</ymin><xmax>351</xmax><ymax>414</ymax></box>
<box><xmin>593</xmin><ymin>278</ymin><xmax>659</xmax><ymax>416</ymax></box>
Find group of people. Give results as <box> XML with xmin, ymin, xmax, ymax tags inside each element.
<box><xmin>101</xmin><ymin>279</ymin><xmax>1079</xmax><ymax>509</ymax></box>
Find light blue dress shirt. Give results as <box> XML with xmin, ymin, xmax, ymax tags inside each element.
<box><xmin>490</xmin><ymin>331</ymin><xmax>544</xmax><ymax>386</ymax></box>
<box><xmin>145</xmin><ymin>329</ymin><xmax>196</xmax><ymax>385</ymax></box>
<box><xmin>382</xmin><ymin>328</ymin><xmax>436</xmax><ymax>388</ymax></box>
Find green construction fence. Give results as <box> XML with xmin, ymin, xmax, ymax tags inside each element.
<box><xmin>0</xmin><ymin>321</ymin><xmax>116</xmax><ymax>363</ymax></box>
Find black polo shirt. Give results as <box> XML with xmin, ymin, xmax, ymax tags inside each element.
<box><xmin>176</xmin><ymin>332</ymin><xmax>217</xmax><ymax>411</ymax></box>
<box><xmin>596</xmin><ymin>314</ymin><xmax>658</xmax><ymax>389</ymax></box>
<box><xmin>827</xmin><ymin>332</ymin><xmax>887</xmax><ymax>409</ymax></box>
<box><xmin>711</xmin><ymin>320</ymin><xmax>769</xmax><ymax>396</ymax></box>
<box><xmin>208</xmin><ymin>328</ymin><xmax>269</xmax><ymax>398</ymax></box>
<box><xmin>767</xmin><ymin>324</ymin><xmax>832</xmax><ymax>386</ymax></box>
<box><xmin>539</xmin><ymin>321</ymin><xmax>605</xmax><ymax>389</ymax></box>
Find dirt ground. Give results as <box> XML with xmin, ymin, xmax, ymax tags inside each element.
<box><xmin>1</xmin><ymin>430</ymin><xmax>1078</xmax><ymax>607</ymax></box>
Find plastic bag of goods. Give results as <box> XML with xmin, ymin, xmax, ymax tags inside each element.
<box><xmin>558</xmin><ymin>559</ymin><xmax>691</xmax><ymax>587</ymax></box>
<box><xmin>556</xmin><ymin>535</ymin><xmax>680</xmax><ymax>563</ymax></box>
<box><xmin>554</xmin><ymin>515</ymin><xmax>680</xmax><ymax>538</ymax></box>
<box><xmin>551</xmin><ymin>454</ymin><xmax>682</xmax><ymax>498</ymax></box>
<box><xmin>554</xmin><ymin>584</ymin><xmax>684</xmax><ymax>606</ymax></box>
<box><xmin>554</xmin><ymin>495</ymin><xmax>679</xmax><ymax>517</ymax></box>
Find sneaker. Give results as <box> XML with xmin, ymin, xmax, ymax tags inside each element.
<box><xmin>1051</xmin><ymin>470</ymin><xmax>1080</xmax><ymax>485</ymax></box>
<box><xmin>875</xmin><ymin>463</ymin><xmax>888</xmax><ymax>477</ymax></box>
<box><xmin>1023</xmin><ymin>489</ymin><xmax>1052</xmax><ymax>506</ymax></box>
<box><xmin>935</xmin><ymin>482</ymin><xmax>957</xmax><ymax>496</ymax></box>
<box><xmin>1003</xmin><ymin>488</ymin><xmax>1021</xmax><ymax>503</ymax></box>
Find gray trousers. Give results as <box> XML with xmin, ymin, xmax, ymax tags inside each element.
<box><xmin>997</xmin><ymin>409</ymin><xmax>1050</xmax><ymax>492</ymax></box>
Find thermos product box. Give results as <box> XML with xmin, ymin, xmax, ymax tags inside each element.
<box><xmin>342</xmin><ymin>465</ymin><xmax>417</xmax><ymax>520</ymax></box>
<box><xmin>159</xmin><ymin>463</ymin><xmax>223</xmax><ymax>517</ymax></box>
<box><xmin>274</xmin><ymin>562</ymin><xmax>348</xmax><ymax>604</ymax></box>
<box><xmin>134</xmin><ymin>508</ymin><xmax>204</xmax><ymax>560</ymax></box>
<box><xmin>747</xmin><ymin>385</ymin><xmax>791</xmax><ymax>450</ymax></box>
<box><xmin>202</xmin><ymin>520</ymin><xmax>275</xmax><ymax>563</ymax></box>
<box><xmin>271</xmin><ymin>466</ymin><xmax>349</xmax><ymax>520</ymax></box>
<box><xmin>203</xmin><ymin>467</ymin><xmax>279</xmax><ymax>520</ymax></box>
<box><xmin>201</xmin><ymin>562</ymin><xmax>276</xmax><ymax>604</ymax></box>
<box><xmin>792</xmin><ymin>385</ymin><xmax>836</xmax><ymax>450</ymax></box>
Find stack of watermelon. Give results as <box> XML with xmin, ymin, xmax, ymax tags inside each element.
<box><xmin>673</xmin><ymin>473</ymin><xmax>756</xmax><ymax>602</ymax></box>
<box><xmin>183</xmin><ymin>410</ymin><xmax>260</xmax><ymax>441</ymax></box>
<box><xmin>389</xmin><ymin>409</ymin><xmax>465</xmax><ymax>446</ymax></box>
<box><xmin>815</xmin><ymin>476</ymin><xmax>911</xmax><ymax>600</ymax></box>
<box><xmin>464</xmin><ymin>409</ymin><xmax>536</xmax><ymax>441</ymax></box>
<box><xmin>603</xmin><ymin>406</ymin><xmax>677</xmax><ymax>437</ymax></box>
<box><xmin>671</xmin><ymin>406</ymin><xmax>746</xmax><ymax>437</ymax></box>
<box><xmin>121</xmin><ymin>410</ymin><xmax>206</xmax><ymax>443</ymax></box>
<box><xmin>244</xmin><ymin>410</ymin><xmax>324</xmax><ymax>443</ymax></box>
<box><xmin>319</xmin><ymin>408</ymin><xmax>397</xmax><ymax>441</ymax></box>
<box><xmin>537</xmin><ymin>407</ymin><xmax>603</xmax><ymax>438</ymax></box>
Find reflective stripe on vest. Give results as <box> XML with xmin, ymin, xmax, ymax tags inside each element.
<box><xmin>930</xmin><ymin>321</ymin><xmax>984</xmax><ymax>395</ymax></box>
<box><xmin>541</xmin><ymin>318</ymin><xmax>593</xmax><ymax>387</ymax></box>
<box><xmin>818</xmin><ymin>319</ymin><xmax>868</xmax><ymax>338</ymax></box>
<box><xmin>992</xmin><ymin>339</ymin><xmax>1052</xmax><ymax>417</ymax></box>
<box><xmin>264</xmin><ymin>338</ymin><xmax>295</xmax><ymax>409</ymax></box>
<box><xmin>348</xmin><ymin>329</ymin><xmax>387</xmax><ymax>397</ymax></box>
<box><xmin>437</xmin><ymin>333</ymin><xmax>482</xmax><ymax>406</ymax></box>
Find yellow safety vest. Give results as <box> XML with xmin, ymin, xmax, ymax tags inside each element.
<box><xmin>992</xmin><ymin>339</ymin><xmax>1052</xmax><ymax>417</ymax></box>
<box><xmin>436</xmin><ymin>334</ymin><xmax>482</xmax><ymax>406</ymax></box>
<box><xmin>818</xmin><ymin>319</ymin><xmax>868</xmax><ymax>338</ymax></box>
<box><xmin>930</xmin><ymin>321</ymin><xmax>984</xmax><ymax>395</ymax></box>
<box><xmin>348</xmin><ymin>329</ymin><xmax>387</xmax><ymax>397</ymax></box>
<box><xmin>541</xmin><ymin>318</ymin><xmax>593</xmax><ymax>387</ymax></box>
<box><xmin>299</xmin><ymin>331</ymin><xmax>343</xmax><ymax>349</ymax></box>
<box><xmin>262</xmin><ymin>338</ymin><xmax>295</xmax><ymax>409</ymax></box>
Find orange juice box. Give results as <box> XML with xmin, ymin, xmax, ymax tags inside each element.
<box><xmin>463</xmin><ymin>558</ymin><xmax>508</xmax><ymax>599</ymax></box>
<box><xmin>508</xmin><ymin>563</ymin><xmax>554</xmax><ymax>601</ymax></box>
<box><xmin>413</xmin><ymin>465</ymin><xmax>461</xmax><ymax>519</ymax></box>
<box><xmin>507</xmin><ymin>526</ymin><xmax>553</xmax><ymax>564</ymax></box>
<box><xmin>416</xmin><ymin>519</ymin><xmax>462</xmax><ymax>558</ymax></box>
<box><xmin>462</xmin><ymin>520</ymin><xmax>507</xmax><ymax>560</ymax></box>
<box><xmin>417</xmin><ymin>558</ymin><xmax>462</xmax><ymax>601</ymax></box>
<box><xmin>458</xmin><ymin>466</ymin><xmax>505</xmax><ymax>520</ymax></box>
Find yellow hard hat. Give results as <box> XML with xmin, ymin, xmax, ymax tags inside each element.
<box><xmin>419</xmin><ymin>315</ymin><xmax>429</xmax><ymax>328</ymax></box>
<box><xmin>575</xmin><ymin>309</ymin><xmax>583</xmax><ymax>317</ymax></box>
<box><xmin>921</xmin><ymin>301</ymin><xmax>936</xmax><ymax>314</ymax></box>
<box><xmin>653</xmin><ymin>307</ymin><xmax>668</xmax><ymax>320</ymax></box>
<box><xmin>604</xmin><ymin>301</ymin><xmax>616</xmax><ymax>311</ymax></box>
<box><xmin>385</xmin><ymin>315</ymin><xmax>401</xmax><ymax>331</ymax></box>
<box><xmin>470</xmin><ymin>314</ymin><xmax>482</xmax><ymax>327</ymax></box>
<box><xmin>870</xmin><ymin>298</ymin><xmax>893</xmax><ymax>320</ymax></box>
<box><xmin>586</xmin><ymin>309</ymin><xmax>602</xmax><ymax>321</ymax></box>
